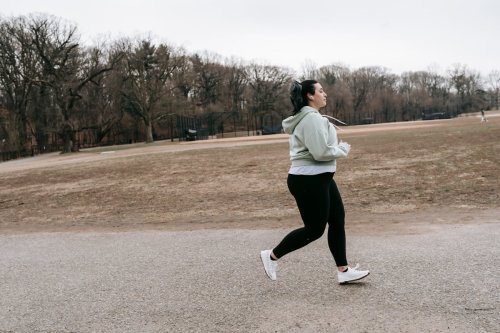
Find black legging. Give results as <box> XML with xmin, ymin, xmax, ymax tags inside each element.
<box><xmin>273</xmin><ymin>172</ymin><xmax>348</xmax><ymax>267</ymax></box>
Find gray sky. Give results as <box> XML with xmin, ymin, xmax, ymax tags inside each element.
<box><xmin>2</xmin><ymin>0</ymin><xmax>499</xmax><ymax>76</ymax></box>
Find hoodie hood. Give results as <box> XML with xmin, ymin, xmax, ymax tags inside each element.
<box><xmin>282</xmin><ymin>106</ymin><xmax>318</xmax><ymax>134</ymax></box>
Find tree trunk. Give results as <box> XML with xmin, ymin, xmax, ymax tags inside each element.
<box><xmin>16</xmin><ymin>112</ymin><xmax>28</xmax><ymax>151</ymax></box>
<box><xmin>496</xmin><ymin>88</ymin><xmax>499</xmax><ymax>110</ymax></box>
<box><xmin>62</xmin><ymin>138</ymin><xmax>73</xmax><ymax>154</ymax></box>
<box><xmin>60</xmin><ymin>121</ymin><xmax>75</xmax><ymax>154</ymax></box>
<box><xmin>145</xmin><ymin>118</ymin><xmax>154</xmax><ymax>143</ymax></box>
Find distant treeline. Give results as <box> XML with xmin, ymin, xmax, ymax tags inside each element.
<box><xmin>1</xmin><ymin>14</ymin><xmax>499</xmax><ymax>159</ymax></box>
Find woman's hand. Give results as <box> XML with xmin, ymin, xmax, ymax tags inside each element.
<box><xmin>338</xmin><ymin>141</ymin><xmax>351</xmax><ymax>155</ymax></box>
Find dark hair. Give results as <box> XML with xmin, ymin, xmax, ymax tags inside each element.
<box><xmin>290</xmin><ymin>79</ymin><xmax>318</xmax><ymax>115</ymax></box>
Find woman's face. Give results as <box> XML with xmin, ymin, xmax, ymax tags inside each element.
<box><xmin>307</xmin><ymin>83</ymin><xmax>327</xmax><ymax>109</ymax></box>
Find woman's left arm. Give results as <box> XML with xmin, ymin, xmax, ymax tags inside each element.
<box><xmin>302</xmin><ymin>114</ymin><xmax>349</xmax><ymax>161</ymax></box>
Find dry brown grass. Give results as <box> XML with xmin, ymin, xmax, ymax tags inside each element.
<box><xmin>0</xmin><ymin>114</ymin><xmax>499</xmax><ymax>234</ymax></box>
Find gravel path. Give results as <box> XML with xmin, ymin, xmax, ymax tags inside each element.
<box><xmin>0</xmin><ymin>222</ymin><xmax>498</xmax><ymax>333</ymax></box>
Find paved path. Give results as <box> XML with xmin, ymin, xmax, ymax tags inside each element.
<box><xmin>1</xmin><ymin>223</ymin><xmax>499</xmax><ymax>332</ymax></box>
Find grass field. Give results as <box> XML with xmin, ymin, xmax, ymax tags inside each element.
<box><xmin>0</xmin><ymin>114</ymin><xmax>499</xmax><ymax>234</ymax></box>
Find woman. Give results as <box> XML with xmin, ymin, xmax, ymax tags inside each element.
<box><xmin>260</xmin><ymin>79</ymin><xmax>369</xmax><ymax>284</ymax></box>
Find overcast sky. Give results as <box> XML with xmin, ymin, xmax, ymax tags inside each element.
<box><xmin>2</xmin><ymin>0</ymin><xmax>499</xmax><ymax>76</ymax></box>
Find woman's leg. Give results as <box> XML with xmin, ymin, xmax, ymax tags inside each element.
<box><xmin>327</xmin><ymin>179</ymin><xmax>371</xmax><ymax>282</ymax></box>
<box><xmin>327</xmin><ymin>178</ymin><xmax>348</xmax><ymax>267</ymax></box>
<box><xmin>272</xmin><ymin>173</ymin><xmax>331</xmax><ymax>259</ymax></box>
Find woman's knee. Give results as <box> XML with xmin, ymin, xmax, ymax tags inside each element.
<box><xmin>305</xmin><ymin>226</ymin><xmax>325</xmax><ymax>241</ymax></box>
<box><xmin>329</xmin><ymin>208</ymin><xmax>345</xmax><ymax>227</ymax></box>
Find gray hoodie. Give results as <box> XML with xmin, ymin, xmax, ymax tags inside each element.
<box><xmin>282</xmin><ymin>106</ymin><xmax>348</xmax><ymax>168</ymax></box>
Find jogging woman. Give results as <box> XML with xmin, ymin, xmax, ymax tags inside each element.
<box><xmin>260</xmin><ymin>79</ymin><xmax>369</xmax><ymax>284</ymax></box>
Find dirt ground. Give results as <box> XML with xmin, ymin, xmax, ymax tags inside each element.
<box><xmin>0</xmin><ymin>112</ymin><xmax>499</xmax><ymax>235</ymax></box>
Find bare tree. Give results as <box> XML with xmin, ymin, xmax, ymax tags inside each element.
<box><xmin>300</xmin><ymin>59</ymin><xmax>319</xmax><ymax>80</ymax></box>
<box><xmin>223</xmin><ymin>59</ymin><xmax>248</xmax><ymax>114</ymax></box>
<box><xmin>316</xmin><ymin>64</ymin><xmax>354</xmax><ymax>123</ymax></box>
<box><xmin>120</xmin><ymin>38</ymin><xmax>183</xmax><ymax>143</ymax></box>
<box><xmin>373</xmin><ymin>87</ymin><xmax>402</xmax><ymax>122</ymax></box>
<box><xmin>172</xmin><ymin>51</ymin><xmax>195</xmax><ymax>101</ymax></box>
<box><xmin>425</xmin><ymin>68</ymin><xmax>450</xmax><ymax>112</ymax></box>
<box><xmin>347</xmin><ymin>67</ymin><xmax>388</xmax><ymax>123</ymax></box>
<box><xmin>447</xmin><ymin>63</ymin><xmax>482</xmax><ymax>114</ymax></box>
<box><xmin>487</xmin><ymin>70</ymin><xmax>500</xmax><ymax>109</ymax></box>
<box><xmin>191</xmin><ymin>52</ymin><xmax>225</xmax><ymax>110</ymax></box>
<box><xmin>77</xmin><ymin>44</ymin><xmax>125</xmax><ymax>145</ymax></box>
<box><xmin>247</xmin><ymin>64</ymin><xmax>291</xmax><ymax>132</ymax></box>
<box><xmin>399</xmin><ymin>71</ymin><xmax>436</xmax><ymax>120</ymax></box>
<box><xmin>0</xmin><ymin>16</ymin><xmax>37</xmax><ymax>152</ymax></box>
<box><xmin>323</xmin><ymin>80</ymin><xmax>353</xmax><ymax>123</ymax></box>
<box><xmin>318</xmin><ymin>63</ymin><xmax>351</xmax><ymax>86</ymax></box>
<box><xmin>28</xmin><ymin>14</ymin><xmax>120</xmax><ymax>152</ymax></box>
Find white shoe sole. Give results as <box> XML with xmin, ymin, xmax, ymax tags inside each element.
<box><xmin>339</xmin><ymin>271</ymin><xmax>370</xmax><ymax>284</ymax></box>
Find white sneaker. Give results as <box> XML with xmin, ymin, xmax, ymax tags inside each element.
<box><xmin>260</xmin><ymin>250</ymin><xmax>277</xmax><ymax>281</ymax></box>
<box><xmin>337</xmin><ymin>264</ymin><xmax>370</xmax><ymax>284</ymax></box>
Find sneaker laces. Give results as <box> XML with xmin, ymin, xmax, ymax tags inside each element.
<box><xmin>351</xmin><ymin>263</ymin><xmax>360</xmax><ymax>271</ymax></box>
